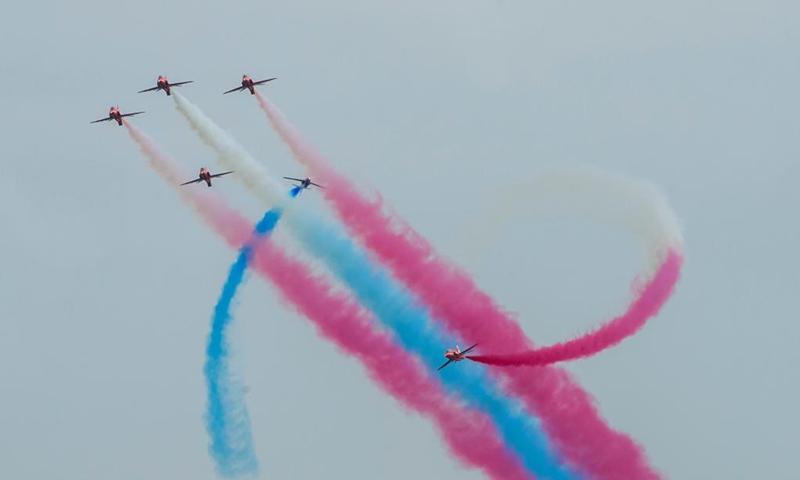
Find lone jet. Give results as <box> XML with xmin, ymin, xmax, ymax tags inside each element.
<box><xmin>437</xmin><ymin>344</ymin><xmax>478</xmax><ymax>371</ymax></box>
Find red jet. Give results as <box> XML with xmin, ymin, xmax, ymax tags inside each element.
<box><xmin>223</xmin><ymin>75</ymin><xmax>277</xmax><ymax>95</ymax></box>
<box><xmin>90</xmin><ymin>106</ymin><xmax>145</xmax><ymax>126</ymax></box>
<box><xmin>437</xmin><ymin>343</ymin><xmax>478</xmax><ymax>371</ymax></box>
<box><xmin>180</xmin><ymin>167</ymin><xmax>234</xmax><ymax>187</ymax></box>
<box><xmin>138</xmin><ymin>75</ymin><xmax>194</xmax><ymax>96</ymax></box>
<box><xmin>283</xmin><ymin>176</ymin><xmax>325</xmax><ymax>190</ymax></box>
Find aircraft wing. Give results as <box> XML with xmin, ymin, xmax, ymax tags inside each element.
<box><xmin>223</xmin><ymin>86</ymin><xmax>246</xmax><ymax>95</ymax></box>
<box><xmin>437</xmin><ymin>359</ymin><xmax>454</xmax><ymax>371</ymax></box>
<box><xmin>138</xmin><ymin>86</ymin><xmax>161</xmax><ymax>93</ymax></box>
<box><xmin>89</xmin><ymin>117</ymin><xmax>112</xmax><ymax>124</ymax></box>
<box><xmin>180</xmin><ymin>178</ymin><xmax>203</xmax><ymax>186</ymax></box>
<box><xmin>170</xmin><ymin>81</ymin><xmax>194</xmax><ymax>87</ymax></box>
<box><xmin>310</xmin><ymin>182</ymin><xmax>326</xmax><ymax>189</ymax></box>
<box><xmin>209</xmin><ymin>170</ymin><xmax>234</xmax><ymax>179</ymax></box>
<box><xmin>120</xmin><ymin>111</ymin><xmax>146</xmax><ymax>118</ymax></box>
<box><xmin>253</xmin><ymin>77</ymin><xmax>277</xmax><ymax>85</ymax></box>
<box><xmin>461</xmin><ymin>343</ymin><xmax>479</xmax><ymax>355</ymax></box>
<box><xmin>283</xmin><ymin>176</ymin><xmax>305</xmax><ymax>182</ymax></box>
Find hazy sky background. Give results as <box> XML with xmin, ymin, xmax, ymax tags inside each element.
<box><xmin>1</xmin><ymin>1</ymin><xmax>798</xmax><ymax>479</ymax></box>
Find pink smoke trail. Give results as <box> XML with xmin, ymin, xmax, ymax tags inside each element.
<box><xmin>255</xmin><ymin>93</ymin><xmax>677</xmax><ymax>480</ymax></box>
<box><xmin>468</xmin><ymin>249</ymin><xmax>682</xmax><ymax>366</ymax></box>
<box><xmin>123</xmin><ymin>121</ymin><xmax>535</xmax><ymax>480</ymax></box>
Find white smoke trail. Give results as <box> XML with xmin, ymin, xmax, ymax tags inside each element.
<box><xmin>173</xmin><ymin>92</ymin><xmax>285</xmax><ymax>206</ymax></box>
<box><xmin>462</xmin><ymin>168</ymin><xmax>684</xmax><ymax>273</ymax></box>
<box><xmin>170</xmin><ymin>93</ymin><xmax>356</xmax><ymax>258</ymax></box>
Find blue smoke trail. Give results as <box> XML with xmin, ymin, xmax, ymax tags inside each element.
<box><xmin>204</xmin><ymin>187</ymin><xmax>301</xmax><ymax>478</ymax></box>
<box><xmin>283</xmin><ymin>208</ymin><xmax>581</xmax><ymax>480</ymax></box>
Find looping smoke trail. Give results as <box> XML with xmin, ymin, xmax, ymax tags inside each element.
<box><xmin>173</xmin><ymin>94</ymin><xmax>582</xmax><ymax>480</ymax></box>
<box><xmin>463</xmin><ymin>169</ymin><xmax>683</xmax><ymax>273</ymax></box>
<box><xmin>253</xmin><ymin>95</ymin><xmax>682</xmax><ymax>480</ymax></box>
<box><xmin>204</xmin><ymin>187</ymin><xmax>301</xmax><ymax>478</ymax></box>
<box><xmin>462</xmin><ymin>169</ymin><xmax>684</xmax><ymax>367</ymax></box>
<box><xmin>467</xmin><ymin>248</ymin><xmax>683</xmax><ymax>367</ymax></box>
<box><xmin>123</xmin><ymin>121</ymin><xmax>536</xmax><ymax>480</ymax></box>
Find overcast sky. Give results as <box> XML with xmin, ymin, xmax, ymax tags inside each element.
<box><xmin>1</xmin><ymin>1</ymin><xmax>798</xmax><ymax>479</ymax></box>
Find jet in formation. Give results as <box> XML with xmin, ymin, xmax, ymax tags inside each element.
<box><xmin>223</xmin><ymin>75</ymin><xmax>277</xmax><ymax>95</ymax></box>
<box><xmin>138</xmin><ymin>75</ymin><xmax>194</xmax><ymax>96</ymax></box>
<box><xmin>284</xmin><ymin>176</ymin><xmax>325</xmax><ymax>190</ymax></box>
<box><xmin>180</xmin><ymin>168</ymin><xmax>234</xmax><ymax>187</ymax></box>
<box><xmin>90</xmin><ymin>106</ymin><xmax>145</xmax><ymax>126</ymax></box>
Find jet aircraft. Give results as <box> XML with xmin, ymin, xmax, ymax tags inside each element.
<box><xmin>283</xmin><ymin>176</ymin><xmax>325</xmax><ymax>190</ymax></box>
<box><xmin>223</xmin><ymin>75</ymin><xmax>277</xmax><ymax>95</ymax></box>
<box><xmin>138</xmin><ymin>75</ymin><xmax>193</xmax><ymax>96</ymax></box>
<box><xmin>437</xmin><ymin>343</ymin><xmax>478</xmax><ymax>371</ymax></box>
<box><xmin>180</xmin><ymin>168</ymin><xmax>234</xmax><ymax>187</ymax></box>
<box><xmin>90</xmin><ymin>106</ymin><xmax>145</xmax><ymax>126</ymax></box>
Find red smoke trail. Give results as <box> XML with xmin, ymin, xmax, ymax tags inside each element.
<box><xmin>124</xmin><ymin>121</ymin><xmax>536</xmax><ymax>480</ymax></box>
<box><xmin>254</xmin><ymin>94</ymin><xmax>675</xmax><ymax>480</ymax></box>
<box><xmin>468</xmin><ymin>249</ymin><xmax>682</xmax><ymax>366</ymax></box>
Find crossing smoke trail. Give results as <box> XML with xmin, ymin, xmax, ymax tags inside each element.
<box><xmin>123</xmin><ymin>120</ymin><xmax>536</xmax><ymax>480</ymax></box>
<box><xmin>204</xmin><ymin>187</ymin><xmax>300</xmax><ymax>478</ymax></box>
<box><xmin>172</xmin><ymin>94</ymin><xmax>581</xmax><ymax>480</ymax></box>
<box><xmin>254</xmin><ymin>94</ymin><xmax>683</xmax><ymax>480</ymax></box>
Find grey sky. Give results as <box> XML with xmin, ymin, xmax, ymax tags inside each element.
<box><xmin>1</xmin><ymin>1</ymin><xmax>797</xmax><ymax>479</ymax></box>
